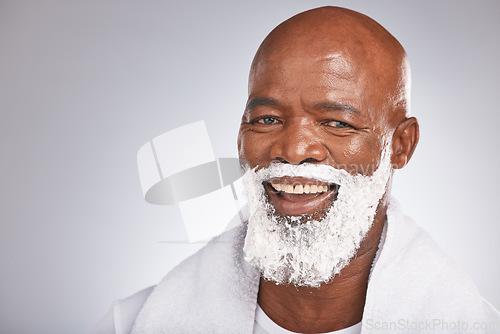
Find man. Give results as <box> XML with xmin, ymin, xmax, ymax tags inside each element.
<box><xmin>94</xmin><ymin>6</ymin><xmax>499</xmax><ymax>334</ymax></box>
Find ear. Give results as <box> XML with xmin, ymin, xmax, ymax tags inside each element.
<box><xmin>391</xmin><ymin>117</ymin><xmax>419</xmax><ymax>169</ymax></box>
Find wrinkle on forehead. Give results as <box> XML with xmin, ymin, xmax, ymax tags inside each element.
<box><xmin>319</xmin><ymin>53</ymin><xmax>356</xmax><ymax>81</ymax></box>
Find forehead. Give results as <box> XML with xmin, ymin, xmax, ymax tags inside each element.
<box><xmin>248</xmin><ymin>51</ymin><xmax>372</xmax><ymax>114</ymax></box>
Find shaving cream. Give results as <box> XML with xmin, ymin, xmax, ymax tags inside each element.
<box><xmin>242</xmin><ymin>144</ymin><xmax>392</xmax><ymax>287</ymax></box>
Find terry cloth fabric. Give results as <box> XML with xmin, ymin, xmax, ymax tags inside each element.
<box><xmin>92</xmin><ymin>287</ymin><xmax>154</xmax><ymax>334</ymax></box>
<box><xmin>95</xmin><ymin>198</ymin><xmax>500</xmax><ymax>334</ymax></box>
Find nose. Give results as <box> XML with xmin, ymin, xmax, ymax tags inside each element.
<box><xmin>269</xmin><ymin>121</ymin><xmax>328</xmax><ymax>165</ymax></box>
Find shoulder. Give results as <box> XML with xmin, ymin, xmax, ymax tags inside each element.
<box><xmin>93</xmin><ymin>225</ymin><xmax>252</xmax><ymax>334</ymax></box>
<box><xmin>131</xmin><ymin>223</ymin><xmax>260</xmax><ymax>333</ymax></box>
<box><xmin>91</xmin><ymin>286</ymin><xmax>154</xmax><ymax>334</ymax></box>
<box><xmin>365</xmin><ymin>199</ymin><xmax>500</xmax><ymax>328</ymax></box>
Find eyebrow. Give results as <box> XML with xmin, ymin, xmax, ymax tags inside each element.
<box><xmin>244</xmin><ymin>97</ymin><xmax>361</xmax><ymax>115</ymax></box>
<box><xmin>245</xmin><ymin>97</ymin><xmax>279</xmax><ymax>112</ymax></box>
<box><xmin>313</xmin><ymin>101</ymin><xmax>361</xmax><ymax>115</ymax></box>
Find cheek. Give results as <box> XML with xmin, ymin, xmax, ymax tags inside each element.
<box><xmin>329</xmin><ymin>136</ymin><xmax>384</xmax><ymax>175</ymax></box>
<box><xmin>238</xmin><ymin>131</ymin><xmax>273</xmax><ymax>167</ymax></box>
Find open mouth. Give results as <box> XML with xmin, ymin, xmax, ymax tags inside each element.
<box><xmin>264</xmin><ymin>177</ymin><xmax>339</xmax><ymax>217</ymax></box>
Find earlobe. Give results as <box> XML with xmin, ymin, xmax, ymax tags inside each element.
<box><xmin>391</xmin><ymin>117</ymin><xmax>419</xmax><ymax>169</ymax></box>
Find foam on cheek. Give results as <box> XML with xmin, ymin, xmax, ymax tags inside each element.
<box><xmin>242</xmin><ymin>144</ymin><xmax>392</xmax><ymax>287</ymax></box>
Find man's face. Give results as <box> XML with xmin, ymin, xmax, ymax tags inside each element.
<box><xmin>239</xmin><ymin>51</ymin><xmax>391</xmax><ymax>213</ymax></box>
<box><xmin>238</xmin><ymin>47</ymin><xmax>396</xmax><ymax>286</ymax></box>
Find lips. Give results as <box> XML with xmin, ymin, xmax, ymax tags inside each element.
<box><xmin>264</xmin><ymin>176</ymin><xmax>338</xmax><ymax>217</ymax></box>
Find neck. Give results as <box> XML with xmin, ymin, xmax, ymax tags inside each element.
<box><xmin>257</xmin><ymin>201</ymin><xmax>387</xmax><ymax>333</ymax></box>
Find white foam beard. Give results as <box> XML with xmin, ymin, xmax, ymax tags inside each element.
<box><xmin>242</xmin><ymin>145</ymin><xmax>392</xmax><ymax>288</ymax></box>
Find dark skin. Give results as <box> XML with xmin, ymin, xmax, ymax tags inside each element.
<box><xmin>237</xmin><ymin>7</ymin><xmax>419</xmax><ymax>333</ymax></box>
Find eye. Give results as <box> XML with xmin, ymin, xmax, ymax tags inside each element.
<box><xmin>324</xmin><ymin>120</ymin><xmax>352</xmax><ymax>128</ymax></box>
<box><xmin>255</xmin><ymin>116</ymin><xmax>280</xmax><ymax>125</ymax></box>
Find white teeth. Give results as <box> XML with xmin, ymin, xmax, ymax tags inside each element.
<box><xmin>293</xmin><ymin>185</ymin><xmax>304</xmax><ymax>194</ymax></box>
<box><xmin>271</xmin><ymin>183</ymin><xmax>330</xmax><ymax>194</ymax></box>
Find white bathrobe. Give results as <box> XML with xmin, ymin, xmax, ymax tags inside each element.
<box><xmin>93</xmin><ymin>199</ymin><xmax>500</xmax><ymax>333</ymax></box>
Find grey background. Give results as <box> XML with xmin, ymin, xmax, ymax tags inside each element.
<box><xmin>1</xmin><ymin>1</ymin><xmax>499</xmax><ymax>333</ymax></box>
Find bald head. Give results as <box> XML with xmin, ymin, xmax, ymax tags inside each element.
<box><xmin>249</xmin><ymin>6</ymin><xmax>411</xmax><ymax>127</ymax></box>
<box><xmin>240</xmin><ymin>6</ymin><xmax>419</xmax><ymax>175</ymax></box>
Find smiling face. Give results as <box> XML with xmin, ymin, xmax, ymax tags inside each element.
<box><xmin>240</xmin><ymin>53</ymin><xmax>388</xmax><ymax>218</ymax></box>
<box><xmin>239</xmin><ymin>10</ymin><xmax>408</xmax><ymax>215</ymax></box>
<box><xmin>238</xmin><ymin>7</ymin><xmax>416</xmax><ymax>286</ymax></box>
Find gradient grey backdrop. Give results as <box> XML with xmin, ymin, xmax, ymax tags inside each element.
<box><xmin>1</xmin><ymin>1</ymin><xmax>499</xmax><ymax>333</ymax></box>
